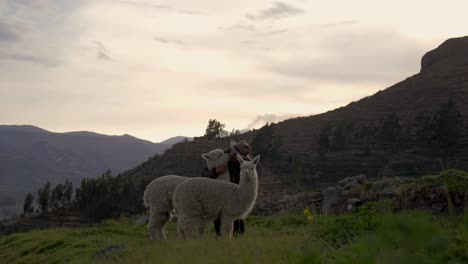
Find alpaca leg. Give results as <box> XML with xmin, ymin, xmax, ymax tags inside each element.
<box><xmin>233</xmin><ymin>219</ymin><xmax>239</xmax><ymax>237</ymax></box>
<box><xmin>233</xmin><ymin>219</ymin><xmax>245</xmax><ymax>238</ymax></box>
<box><xmin>177</xmin><ymin>214</ymin><xmax>194</xmax><ymax>239</ymax></box>
<box><xmin>220</xmin><ymin>217</ymin><xmax>234</xmax><ymax>238</ymax></box>
<box><xmin>197</xmin><ymin>219</ymin><xmax>209</xmax><ymax>237</ymax></box>
<box><xmin>186</xmin><ymin>217</ymin><xmax>204</xmax><ymax>239</ymax></box>
<box><xmin>213</xmin><ymin>218</ymin><xmax>221</xmax><ymax>237</ymax></box>
<box><xmin>148</xmin><ymin>211</ymin><xmax>169</xmax><ymax>242</ymax></box>
<box><xmin>239</xmin><ymin>219</ymin><xmax>245</xmax><ymax>234</ymax></box>
<box><xmin>159</xmin><ymin>212</ymin><xmax>171</xmax><ymax>240</ymax></box>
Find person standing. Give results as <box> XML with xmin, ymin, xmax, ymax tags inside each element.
<box><xmin>201</xmin><ymin>139</ymin><xmax>253</xmax><ymax>237</ymax></box>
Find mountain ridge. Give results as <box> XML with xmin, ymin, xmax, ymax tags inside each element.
<box><xmin>116</xmin><ymin>36</ymin><xmax>468</xmax><ymax>214</ymax></box>
<box><xmin>0</xmin><ymin>126</ymin><xmax>181</xmax><ymax>216</ymax></box>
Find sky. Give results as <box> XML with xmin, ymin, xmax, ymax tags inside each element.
<box><xmin>0</xmin><ymin>0</ymin><xmax>467</xmax><ymax>142</ymax></box>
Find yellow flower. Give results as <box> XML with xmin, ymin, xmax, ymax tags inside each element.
<box><xmin>304</xmin><ymin>208</ymin><xmax>313</xmax><ymax>222</ymax></box>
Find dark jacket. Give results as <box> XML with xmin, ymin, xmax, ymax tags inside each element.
<box><xmin>201</xmin><ymin>149</ymin><xmax>250</xmax><ymax>184</ymax></box>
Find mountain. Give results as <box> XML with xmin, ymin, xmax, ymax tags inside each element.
<box><xmin>159</xmin><ymin>136</ymin><xmax>193</xmax><ymax>146</ymax></box>
<box><xmin>0</xmin><ymin>126</ymin><xmax>173</xmax><ymax>216</ymax></box>
<box><xmin>117</xmin><ymin>36</ymin><xmax>468</xmax><ymax>212</ymax></box>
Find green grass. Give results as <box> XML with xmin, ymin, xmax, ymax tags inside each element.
<box><xmin>0</xmin><ymin>212</ymin><xmax>467</xmax><ymax>264</ymax></box>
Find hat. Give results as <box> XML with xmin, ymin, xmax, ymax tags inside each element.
<box><xmin>230</xmin><ymin>139</ymin><xmax>252</xmax><ymax>159</ymax></box>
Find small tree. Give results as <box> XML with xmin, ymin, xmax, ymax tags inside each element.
<box><xmin>332</xmin><ymin>121</ymin><xmax>353</xmax><ymax>151</ymax></box>
<box><xmin>204</xmin><ymin>119</ymin><xmax>227</xmax><ymax>139</ymax></box>
<box><xmin>37</xmin><ymin>182</ymin><xmax>51</xmax><ymax>213</ymax></box>
<box><xmin>51</xmin><ymin>184</ymin><xmax>64</xmax><ymax>210</ymax></box>
<box><xmin>432</xmin><ymin>99</ymin><xmax>463</xmax><ymax>166</ymax></box>
<box><xmin>415</xmin><ymin>99</ymin><xmax>463</xmax><ymax>167</ymax></box>
<box><xmin>229</xmin><ymin>129</ymin><xmax>241</xmax><ymax>137</ymax></box>
<box><xmin>23</xmin><ymin>193</ymin><xmax>34</xmax><ymax>214</ymax></box>
<box><xmin>63</xmin><ymin>179</ymin><xmax>74</xmax><ymax>206</ymax></box>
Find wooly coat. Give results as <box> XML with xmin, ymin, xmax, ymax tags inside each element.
<box><xmin>143</xmin><ymin>149</ymin><xmax>229</xmax><ymax>243</ymax></box>
<box><xmin>143</xmin><ymin>175</ymin><xmax>189</xmax><ymax>242</ymax></box>
<box><xmin>173</xmin><ymin>155</ymin><xmax>260</xmax><ymax>239</ymax></box>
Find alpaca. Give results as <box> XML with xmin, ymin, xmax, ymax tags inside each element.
<box><xmin>201</xmin><ymin>148</ymin><xmax>230</xmax><ymax>181</ymax></box>
<box><xmin>173</xmin><ymin>155</ymin><xmax>260</xmax><ymax>239</ymax></box>
<box><xmin>143</xmin><ymin>149</ymin><xmax>229</xmax><ymax>242</ymax></box>
<box><xmin>143</xmin><ymin>175</ymin><xmax>189</xmax><ymax>242</ymax></box>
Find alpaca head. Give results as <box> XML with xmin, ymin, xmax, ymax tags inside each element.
<box><xmin>238</xmin><ymin>155</ymin><xmax>260</xmax><ymax>182</ymax></box>
<box><xmin>201</xmin><ymin>149</ymin><xmax>230</xmax><ymax>169</ymax></box>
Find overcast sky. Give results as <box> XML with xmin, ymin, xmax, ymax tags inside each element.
<box><xmin>0</xmin><ymin>0</ymin><xmax>467</xmax><ymax>142</ymax></box>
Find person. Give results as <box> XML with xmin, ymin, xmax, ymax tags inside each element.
<box><xmin>201</xmin><ymin>139</ymin><xmax>252</xmax><ymax>237</ymax></box>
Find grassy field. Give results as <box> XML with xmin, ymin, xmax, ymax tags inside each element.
<box><xmin>0</xmin><ymin>209</ymin><xmax>467</xmax><ymax>264</ymax></box>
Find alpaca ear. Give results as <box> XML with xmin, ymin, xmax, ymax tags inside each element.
<box><xmin>201</xmin><ymin>153</ymin><xmax>210</xmax><ymax>160</ymax></box>
<box><xmin>237</xmin><ymin>155</ymin><xmax>246</xmax><ymax>164</ymax></box>
<box><xmin>252</xmin><ymin>155</ymin><xmax>261</xmax><ymax>165</ymax></box>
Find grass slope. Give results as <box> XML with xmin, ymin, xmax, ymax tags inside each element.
<box><xmin>1</xmin><ymin>211</ymin><xmax>467</xmax><ymax>264</ymax></box>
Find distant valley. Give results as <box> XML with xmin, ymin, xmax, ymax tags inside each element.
<box><xmin>0</xmin><ymin>125</ymin><xmax>190</xmax><ymax>216</ymax></box>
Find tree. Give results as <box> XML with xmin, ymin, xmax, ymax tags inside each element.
<box><xmin>23</xmin><ymin>193</ymin><xmax>34</xmax><ymax>214</ymax></box>
<box><xmin>432</xmin><ymin>99</ymin><xmax>463</xmax><ymax>165</ymax></box>
<box><xmin>251</xmin><ymin>122</ymin><xmax>283</xmax><ymax>161</ymax></box>
<box><xmin>74</xmin><ymin>170</ymin><xmax>121</xmax><ymax>220</ymax></box>
<box><xmin>332</xmin><ymin>120</ymin><xmax>353</xmax><ymax>151</ymax></box>
<box><xmin>415</xmin><ymin>99</ymin><xmax>463</xmax><ymax>167</ymax></box>
<box><xmin>204</xmin><ymin>119</ymin><xmax>227</xmax><ymax>139</ymax></box>
<box><xmin>37</xmin><ymin>182</ymin><xmax>51</xmax><ymax>213</ymax></box>
<box><xmin>63</xmin><ymin>179</ymin><xmax>74</xmax><ymax>206</ymax></box>
<box><xmin>51</xmin><ymin>184</ymin><xmax>64</xmax><ymax>210</ymax></box>
<box><xmin>229</xmin><ymin>129</ymin><xmax>241</xmax><ymax>137</ymax></box>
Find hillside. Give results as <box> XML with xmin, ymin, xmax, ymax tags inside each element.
<box><xmin>0</xmin><ymin>126</ymin><xmax>172</xmax><ymax>216</ymax></box>
<box><xmin>117</xmin><ymin>36</ymin><xmax>468</xmax><ymax>211</ymax></box>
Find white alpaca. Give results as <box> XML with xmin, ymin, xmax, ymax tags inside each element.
<box><xmin>173</xmin><ymin>155</ymin><xmax>260</xmax><ymax>239</ymax></box>
<box><xmin>143</xmin><ymin>175</ymin><xmax>188</xmax><ymax>242</ymax></box>
<box><xmin>202</xmin><ymin>149</ymin><xmax>231</xmax><ymax>181</ymax></box>
<box><xmin>143</xmin><ymin>149</ymin><xmax>229</xmax><ymax>243</ymax></box>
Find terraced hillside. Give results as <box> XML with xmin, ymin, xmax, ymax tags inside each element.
<box><xmin>119</xmin><ymin>37</ymin><xmax>468</xmax><ymax>208</ymax></box>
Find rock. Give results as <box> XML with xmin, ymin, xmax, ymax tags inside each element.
<box><xmin>322</xmin><ymin>187</ymin><xmax>343</xmax><ymax>215</ymax></box>
<box><xmin>344</xmin><ymin>179</ymin><xmax>359</xmax><ymax>190</ymax></box>
<box><xmin>337</xmin><ymin>177</ymin><xmax>354</xmax><ymax>187</ymax></box>
<box><xmin>134</xmin><ymin>215</ymin><xmax>149</xmax><ymax>226</ymax></box>
<box><xmin>94</xmin><ymin>245</ymin><xmax>125</xmax><ymax>257</ymax></box>
<box><xmin>346</xmin><ymin>198</ymin><xmax>361</xmax><ymax>205</ymax></box>
<box><xmin>356</xmin><ymin>175</ymin><xmax>368</xmax><ymax>184</ymax></box>
<box><xmin>421</xmin><ymin>36</ymin><xmax>468</xmax><ymax>72</ymax></box>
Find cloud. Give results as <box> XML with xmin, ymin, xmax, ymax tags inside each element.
<box><xmin>154</xmin><ymin>37</ymin><xmax>184</xmax><ymax>46</ymax></box>
<box><xmin>246</xmin><ymin>2</ymin><xmax>305</xmax><ymax>21</ymax></box>
<box><xmin>0</xmin><ymin>18</ymin><xmax>34</xmax><ymax>43</ymax></box>
<box><xmin>0</xmin><ymin>51</ymin><xmax>60</xmax><ymax>67</ymax></box>
<box><xmin>92</xmin><ymin>41</ymin><xmax>111</xmax><ymax>60</ymax></box>
<box><xmin>264</xmin><ymin>29</ymin><xmax>427</xmax><ymax>83</ymax></box>
<box><xmin>0</xmin><ymin>1</ymin><xmax>84</xmax><ymax>68</ymax></box>
<box><xmin>221</xmin><ymin>24</ymin><xmax>257</xmax><ymax>32</ymax></box>
<box><xmin>0</xmin><ymin>21</ymin><xmax>20</xmax><ymax>42</ymax></box>
<box><xmin>116</xmin><ymin>0</ymin><xmax>206</xmax><ymax>15</ymax></box>
<box><xmin>258</xmin><ymin>29</ymin><xmax>288</xmax><ymax>36</ymax></box>
<box><xmin>248</xmin><ymin>113</ymin><xmax>302</xmax><ymax>129</ymax></box>
<box><xmin>115</xmin><ymin>0</ymin><xmax>170</xmax><ymax>9</ymax></box>
<box><xmin>319</xmin><ymin>20</ymin><xmax>360</xmax><ymax>28</ymax></box>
